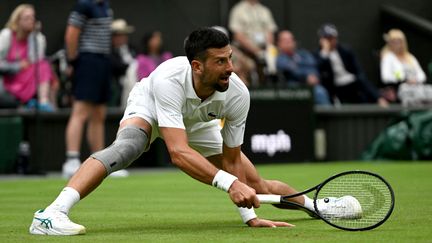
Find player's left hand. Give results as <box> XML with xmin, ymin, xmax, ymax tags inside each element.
<box><xmin>246</xmin><ymin>218</ymin><xmax>295</xmax><ymax>227</ymax></box>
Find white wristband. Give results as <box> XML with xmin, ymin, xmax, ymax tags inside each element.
<box><xmin>212</xmin><ymin>170</ymin><xmax>238</xmax><ymax>192</ymax></box>
<box><xmin>238</xmin><ymin>207</ymin><xmax>257</xmax><ymax>224</ymax></box>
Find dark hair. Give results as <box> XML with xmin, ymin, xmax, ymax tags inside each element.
<box><xmin>140</xmin><ymin>31</ymin><xmax>154</xmax><ymax>55</ymax></box>
<box><xmin>140</xmin><ymin>31</ymin><xmax>163</xmax><ymax>55</ymax></box>
<box><xmin>184</xmin><ymin>27</ymin><xmax>229</xmax><ymax>63</ymax></box>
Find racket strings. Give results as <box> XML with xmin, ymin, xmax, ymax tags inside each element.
<box><xmin>316</xmin><ymin>173</ymin><xmax>393</xmax><ymax>230</ymax></box>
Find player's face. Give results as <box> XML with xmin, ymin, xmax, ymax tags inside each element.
<box><xmin>201</xmin><ymin>45</ymin><xmax>234</xmax><ymax>92</ymax></box>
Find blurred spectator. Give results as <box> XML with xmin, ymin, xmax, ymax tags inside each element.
<box><xmin>122</xmin><ymin>30</ymin><xmax>172</xmax><ymax>107</ymax></box>
<box><xmin>63</xmin><ymin>0</ymin><xmax>128</xmax><ymax>178</ymax></box>
<box><xmin>315</xmin><ymin>23</ymin><xmax>388</xmax><ymax>107</ymax></box>
<box><xmin>109</xmin><ymin>18</ymin><xmax>136</xmax><ymax>107</ymax></box>
<box><xmin>276</xmin><ymin>30</ymin><xmax>331</xmax><ymax>105</ymax></box>
<box><xmin>228</xmin><ymin>0</ymin><xmax>278</xmax><ymax>87</ymax></box>
<box><xmin>136</xmin><ymin>31</ymin><xmax>172</xmax><ymax>79</ymax></box>
<box><xmin>380</xmin><ymin>29</ymin><xmax>427</xmax><ymax>104</ymax></box>
<box><xmin>48</xmin><ymin>49</ymin><xmax>73</xmax><ymax>108</ymax></box>
<box><xmin>0</xmin><ymin>4</ymin><xmax>56</xmax><ymax>111</ymax></box>
<box><xmin>212</xmin><ymin>25</ymin><xmax>256</xmax><ymax>87</ymax></box>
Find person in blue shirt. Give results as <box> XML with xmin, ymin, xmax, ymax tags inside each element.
<box><xmin>276</xmin><ymin>30</ymin><xmax>331</xmax><ymax>105</ymax></box>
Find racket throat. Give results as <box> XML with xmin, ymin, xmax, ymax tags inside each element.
<box><xmin>273</xmin><ymin>202</ymin><xmax>320</xmax><ymax>218</ymax></box>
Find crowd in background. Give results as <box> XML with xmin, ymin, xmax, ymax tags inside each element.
<box><xmin>1</xmin><ymin>0</ymin><xmax>431</xmax><ymax>112</ymax></box>
<box><xmin>0</xmin><ymin>0</ymin><xmax>431</xmax><ymax>176</ymax></box>
<box><xmin>224</xmin><ymin>0</ymin><xmax>430</xmax><ymax>107</ymax></box>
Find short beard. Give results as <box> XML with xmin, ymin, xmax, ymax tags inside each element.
<box><xmin>214</xmin><ymin>82</ymin><xmax>229</xmax><ymax>92</ymax></box>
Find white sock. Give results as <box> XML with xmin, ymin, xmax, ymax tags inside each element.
<box><xmin>46</xmin><ymin>187</ymin><xmax>80</xmax><ymax>215</ymax></box>
<box><xmin>303</xmin><ymin>195</ymin><xmax>314</xmax><ymax>211</ymax></box>
<box><xmin>66</xmin><ymin>151</ymin><xmax>80</xmax><ymax>161</ymax></box>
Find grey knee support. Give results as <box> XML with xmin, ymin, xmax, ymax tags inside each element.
<box><xmin>92</xmin><ymin>125</ymin><xmax>148</xmax><ymax>174</ymax></box>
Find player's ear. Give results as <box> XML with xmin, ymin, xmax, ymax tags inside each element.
<box><xmin>191</xmin><ymin>60</ymin><xmax>203</xmax><ymax>74</ymax></box>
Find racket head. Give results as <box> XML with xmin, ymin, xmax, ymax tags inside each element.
<box><xmin>313</xmin><ymin>170</ymin><xmax>395</xmax><ymax>231</ymax></box>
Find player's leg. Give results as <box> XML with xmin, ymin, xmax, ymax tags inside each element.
<box><xmin>68</xmin><ymin>116</ymin><xmax>151</xmax><ymax>197</ymax></box>
<box><xmin>86</xmin><ymin>103</ymin><xmax>130</xmax><ymax>177</ymax></box>
<box><xmin>29</xmin><ymin>117</ymin><xmax>151</xmax><ymax>235</ymax></box>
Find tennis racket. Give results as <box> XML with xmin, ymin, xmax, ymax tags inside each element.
<box><xmin>257</xmin><ymin>170</ymin><xmax>395</xmax><ymax>231</ymax></box>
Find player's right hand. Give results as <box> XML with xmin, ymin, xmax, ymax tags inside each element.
<box><xmin>228</xmin><ymin>180</ymin><xmax>260</xmax><ymax>209</ymax></box>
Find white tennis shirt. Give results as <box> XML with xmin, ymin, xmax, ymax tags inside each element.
<box><xmin>122</xmin><ymin>56</ymin><xmax>250</xmax><ymax>148</ymax></box>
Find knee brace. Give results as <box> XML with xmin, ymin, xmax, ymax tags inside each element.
<box><xmin>91</xmin><ymin>125</ymin><xmax>148</xmax><ymax>174</ymax></box>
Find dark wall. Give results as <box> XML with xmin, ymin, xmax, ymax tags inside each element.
<box><xmin>1</xmin><ymin>0</ymin><xmax>431</xmax><ymax>84</ymax></box>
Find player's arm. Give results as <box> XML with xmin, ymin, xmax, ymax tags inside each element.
<box><xmin>161</xmin><ymin>127</ymin><xmax>219</xmax><ymax>184</ymax></box>
<box><xmin>64</xmin><ymin>25</ymin><xmax>80</xmax><ymax>62</ymax></box>
<box><xmin>160</xmin><ymin>126</ymin><xmax>259</xmax><ymax>209</ymax></box>
<box><xmin>220</xmin><ymin>79</ymin><xmax>292</xmax><ymax>227</ymax></box>
<box><xmin>221</xmin><ymin>143</ymin><xmax>291</xmax><ymax>227</ymax></box>
<box><xmin>220</xmin><ymin>144</ymin><xmax>261</xmax><ymax>209</ymax></box>
<box><xmin>221</xmin><ymin>144</ymin><xmax>244</xmax><ymax>181</ymax></box>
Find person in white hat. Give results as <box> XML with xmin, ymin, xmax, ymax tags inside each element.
<box><xmin>110</xmin><ymin>19</ymin><xmax>136</xmax><ymax>107</ymax></box>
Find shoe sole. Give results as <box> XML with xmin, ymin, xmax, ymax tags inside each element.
<box><xmin>29</xmin><ymin>224</ymin><xmax>86</xmax><ymax>235</ymax></box>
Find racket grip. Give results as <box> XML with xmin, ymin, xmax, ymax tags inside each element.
<box><xmin>256</xmin><ymin>194</ymin><xmax>281</xmax><ymax>204</ymax></box>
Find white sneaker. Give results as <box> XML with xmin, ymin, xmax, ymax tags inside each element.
<box><xmin>29</xmin><ymin>209</ymin><xmax>86</xmax><ymax>235</ymax></box>
<box><xmin>62</xmin><ymin>159</ymin><xmax>81</xmax><ymax>179</ymax></box>
<box><xmin>316</xmin><ymin>196</ymin><xmax>362</xmax><ymax>219</ymax></box>
<box><xmin>109</xmin><ymin>169</ymin><xmax>129</xmax><ymax>178</ymax></box>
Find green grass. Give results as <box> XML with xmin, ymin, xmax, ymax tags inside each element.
<box><xmin>1</xmin><ymin>161</ymin><xmax>431</xmax><ymax>242</ymax></box>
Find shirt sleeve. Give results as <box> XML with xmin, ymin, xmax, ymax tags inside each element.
<box><xmin>262</xmin><ymin>7</ymin><xmax>278</xmax><ymax>32</ymax></box>
<box><xmin>0</xmin><ymin>28</ymin><xmax>21</xmax><ymax>74</ymax></box>
<box><xmin>153</xmin><ymin>78</ymin><xmax>186</xmax><ymax>129</ymax></box>
<box><xmin>68</xmin><ymin>1</ymin><xmax>90</xmax><ymax>28</ymax></box>
<box><xmin>411</xmin><ymin>55</ymin><xmax>426</xmax><ymax>83</ymax></box>
<box><xmin>221</xmin><ymin>88</ymin><xmax>250</xmax><ymax>148</ymax></box>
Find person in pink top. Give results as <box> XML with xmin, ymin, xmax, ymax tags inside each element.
<box><xmin>0</xmin><ymin>4</ymin><xmax>55</xmax><ymax>111</ymax></box>
<box><xmin>136</xmin><ymin>31</ymin><xmax>173</xmax><ymax>79</ymax></box>
<box><xmin>122</xmin><ymin>31</ymin><xmax>172</xmax><ymax>107</ymax></box>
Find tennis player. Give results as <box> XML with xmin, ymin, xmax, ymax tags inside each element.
<box><xmin>29</xmin><ymin>27</ymin><xmax>336</xmax><ymax>235</ymax></box>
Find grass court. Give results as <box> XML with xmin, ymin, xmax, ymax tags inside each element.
<box><xmin>1</xmin><ymin>161</ymin><xmax>431</xmax><ymax>242</ymax></box>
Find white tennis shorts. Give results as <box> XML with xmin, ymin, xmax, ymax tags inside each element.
<box><xmin>121</xmin><ymin>84</ymin><xmax>223</xmax><ymax>158</ymax></box>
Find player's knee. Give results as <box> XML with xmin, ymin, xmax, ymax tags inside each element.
<box><xmin>91</xmin><ymin>125</ymin><xmax>148</xmax><ymax>174</ymax></box>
